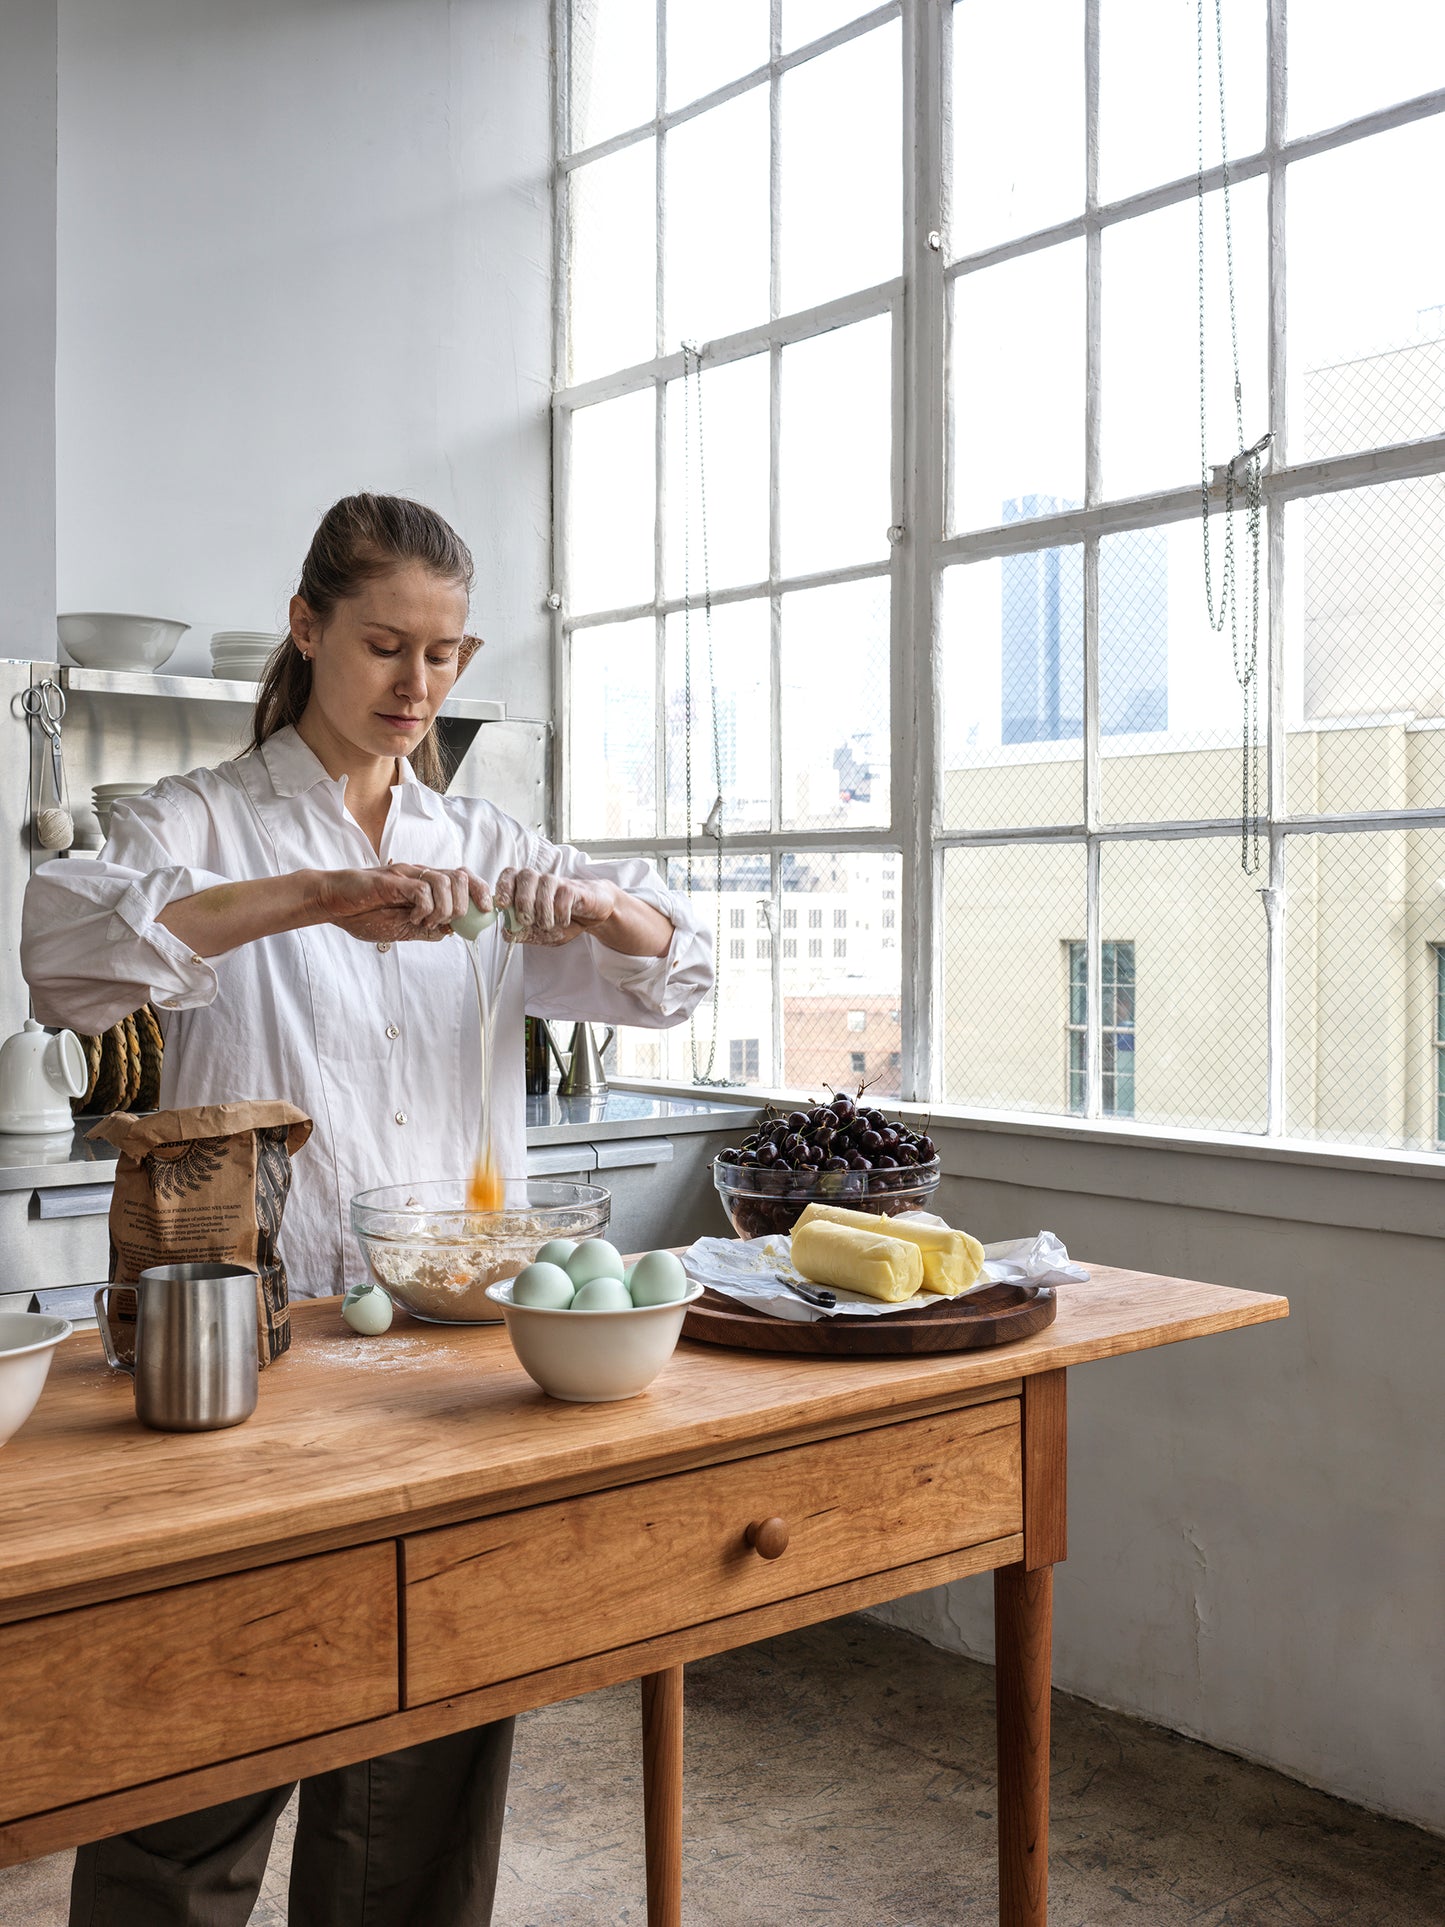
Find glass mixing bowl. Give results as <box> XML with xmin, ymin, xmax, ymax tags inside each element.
<box><xmin>350</xmin><ymin>1179</ymin><xmax>611</xmax><ymax>1325</ymax></box>
<box><xmin>713</xmin><ymin>1157</ymin><xmax>941</xmax><ymax>1241</ymax></box>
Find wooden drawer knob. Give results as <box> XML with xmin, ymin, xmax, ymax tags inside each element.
<box><xmin>746</xmin><ymin>1516</ymin><xmax>789</xmax><ymax>1560</ymax></box>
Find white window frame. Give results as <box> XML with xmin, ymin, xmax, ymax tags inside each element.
<box><xmin>552</xmin><ymin>0</ymin><xmax>1445</xmax><ymax>1141</ymax></box>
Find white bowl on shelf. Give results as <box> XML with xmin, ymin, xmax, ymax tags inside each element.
<box><xmin>0</xmin><ymin>1312</ymin><xmax>72</xmax><ymax>1447</ymax></box>
<box><xmin>58</xmin><ymin>613</ymin><xmax>189</xmax><ymax>671</ymax></box>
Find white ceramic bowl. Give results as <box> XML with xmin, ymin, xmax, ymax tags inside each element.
<box><xmin>0</xmin><ymin>1312</ymin><xmax>72</xmax><ymax>1447</ymax></box>
<box><xmin>58</xmin><ymin>613</ymin><xmax>189</xmax><ymax>671</ymax></box>
<box><xmin>484</xmin><ymin>1277</ymin><xmax>704</xmax><ymax>1403</ymax></box>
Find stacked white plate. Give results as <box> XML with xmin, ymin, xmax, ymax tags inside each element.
<box><xmin>211</xmin><ymin>630</ymin><xmax>281</xmax><ymax>682</ymax></box>
<box><xmin>93</xmin><ymin>781</ymin><xmax>151</xmax><ymax>838</ymax></box>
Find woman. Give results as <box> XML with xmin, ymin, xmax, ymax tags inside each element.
<box><xmin>22</xmin><ymin>493</ymin><xmax>712</xmax><ymax>1927</ymax></box>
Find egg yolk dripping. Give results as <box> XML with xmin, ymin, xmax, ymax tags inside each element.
<box><xmin>466</xmin><ymin>1153</ymin><xmax>505</xmax><ymax>1213</ymax></box>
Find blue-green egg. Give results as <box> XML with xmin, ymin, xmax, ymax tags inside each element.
<box><xmin>534</xmin><ymin>1238</ymin><xmax>578</xmax><ymax>1269</ymax></box>
<box><xmin>627</xmin><ymin>1249</ymin><xmax>689</xmax><ymax>1307</ymax></box>
<box><xmin>511</xmin><ymin>1262</ymin><xmax>576</xmax><ymax>1309</ymax></box>
<box><xmin>342</xmin><ymin>1282</ymin><xmax>394</xmax><ymax>1334</ymax></box>
<box><xmin>565</xmin><ymin>1239</ymin><xmax>625</xmax><ymax>1286</ymax></box>
<box><xmin>569</xmin><ymin>1276</ymin><xmax>633</xmax><ymax>1311</ymax></box>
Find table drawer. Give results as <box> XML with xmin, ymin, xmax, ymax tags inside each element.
<box><xmin>403</xmin><ymin>1400</ymin><xmax>1020</xmax><ymax>1707</ymax></box>
<box><xmin>0</xmin><ymin>1544</ymin><xmax>398</xmax><ymax>1823</ymax></box>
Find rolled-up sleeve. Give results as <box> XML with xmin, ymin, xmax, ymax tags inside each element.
<box><xmin>22</xmin><ymin>786</ymin><xmax>231</xmax><ymax>1033</ymax></box>
<box><xmin>517</xmin><ymin>840</ymin><xmax>714</xmax><ymax>1028</ymax></box>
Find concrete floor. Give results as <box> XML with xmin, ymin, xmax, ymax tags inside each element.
<box><xmin>4</xmin><ymin>1616</ymin><xmax>1442</xmax><ymax>1925</ymax></box>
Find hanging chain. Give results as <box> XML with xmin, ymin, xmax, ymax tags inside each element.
<box><xmin>1198</xmin><ymin>0</ymin><xmax>1269</xmax><ymax>874</ymax></box>
<box><xmin>681</xmin><ymin>341</ymin><xmax>729</xmax><ymax>1085</ymax></box>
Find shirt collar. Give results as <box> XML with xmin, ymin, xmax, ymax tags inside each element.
<box><xmin>255</xmin><ymin>725</ymin><xmax>443</xmax><ymax>811</ymax></box>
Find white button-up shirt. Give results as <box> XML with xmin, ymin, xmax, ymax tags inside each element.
<box><xmin>22</xmin><ymin>726</ymin><xmax>712</xmax><ymax>1296</ymax></box>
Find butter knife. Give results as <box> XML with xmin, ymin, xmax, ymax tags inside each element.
<box><xmin>779</xmin><ymin>1274</ymin><xmax>837</xmax><ymax>1311</ymax></box>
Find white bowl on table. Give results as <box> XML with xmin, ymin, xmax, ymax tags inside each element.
<box><xmin>58</xmin><ymin>613</ymin><xmax>189</xmax><ymax>671</ymax></box>
<box><xmin>0</xmin><ymin>1312</ymin><xmax>73</xmax><ymax>1447</ymax></box>
<box><xmin>485</xmin><ymin>1276</ymin><xmax>704</xmax><ymax>1403</ymax></box>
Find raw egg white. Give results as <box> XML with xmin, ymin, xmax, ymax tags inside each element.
<box><xmin>512</xmin><ymin>1262</ymin><xmax>576</xmax><ymax>1309</ymax></box>
<box><xmin>627</xmin><ymin>1249</ymin><xmax>689</xmax><ymax>1307</ymax></box>
<box><xmin>566</xmin><ymin>1240</ymin><xmax>625</xmax><ymax>1287</ymax></box>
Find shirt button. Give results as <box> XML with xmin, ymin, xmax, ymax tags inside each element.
<box><xmin>394</xmin><ymin>1111</ymin><xmax>407</xmax><ymax>1125</ymax></box>
<box><xmin>377</xmin><ymin>941</ymin><xmax>392</xmax><ymax>954</ymax></box>
<box><xmin>385</xmin><ymin>1024</ymin><xmax>400</xmax><ymax>1040</ymax></box>
<box><xmin>189</xmin><ymin>953</ymin><xmax>203</xmax><ymax>965</ymax></box>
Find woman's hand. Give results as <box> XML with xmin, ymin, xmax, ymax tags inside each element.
<box><xmin>316</xmin><ymin>865</ymin><xmax>487</xmax><ymax>944</ymax></box>
<box><xmin>492</xmin><ymin>868</ymin><xmax>620</xmax><ymax>948</ymax></box>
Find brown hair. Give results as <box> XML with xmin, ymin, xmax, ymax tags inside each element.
<box><xmin>251</xmin><ymin>492</ymin><xmax>481</xmax><ymax>791</ymax></box>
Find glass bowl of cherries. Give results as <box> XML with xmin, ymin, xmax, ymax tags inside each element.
<box><xmin>713</xmin><ymin>1092</ymin><xmax>940</xmax><ymax>1240</ymax></box>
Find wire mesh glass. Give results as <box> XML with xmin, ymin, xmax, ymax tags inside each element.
<box><xmin>1287</xmin><ymin>0</ymin><xmax>1445</xmax><ymax>137</ymax></box>
<box><xmin>569</xmin><ymin>0</ymin><xmax>656</xmax><ymax>153</ymax></box>
<box><xmin>663</xmin><ymin>351</ymin><xmax>770</xmax><ymax>600</ymax></box>
<box><xmin>1287</xmin><ymin>120</ymin><xmax>1445</xmax><ymax>465</ymax></box>
<box><xmin>566</xmin><ymin>619</ymin><xmax>657</xmax><ymax>840</ymax></box>
<box><xmin>1284</xmin><ymin>479</ymin><xmax>1445</xmax><ymax>817</ymax></box>
<box><xmin>1097</xmin><ymin>0</ymin><xmax>1264</xmax><ymax>206</ymax></box>
<box><xmin>665</xmin><ymin>0</ymin><xmax>769</xmax><ymax>112</ymax></box>
<box><xmin>1100</xmin><ymin>837</ymin><xmax>1268</xmax><ymax>1132</ymax></box>
<box><xmin>783</xmin><ymin>0</ymin><xmax>879</xmax><ymax>54</ymax></box>
<box><xmin>665</xmin><ymin>85</ymin><xmax>771</xmax><ymax>349</ymax></box>
<box><xmin>779</xmin><ymin>314</ymin><xmax>894</xmax><ymax>578</ymax></box>
<box><xmin>778</xmin><ymin>851</ymin><xmax>903</xmax><ymax>1099</ymax></box>
<box><xmin>1099</xmin><ymin>516</ymin><xmax>1265</xmax><ymax>825</ymax></box>
<box><xmin>1284</xmin><ymin>830</ymin><xmax>1445</xmax><ymax>1149</ymax></box>
<box><xmin>780</xmin><ymin>577</ymin><xmax>891</xmax><ymax>831</ymax></box>
<box><xmin>1101</xmin><ymin>179</ymin><xmax>1267</xmax><ymax>502</ymax></box>
<box><xmin>950</xmin><ymin>0</ymin><xmax>1082</xmax><ymax>258</ymax></box>
<box><xmin>940</xmin><ymin>551</ymin><xmax>1084</xmax><ymax>831</ymax></box>
<box><xmin>949</xmin><ymin>241</ymin><xmax>1085</xmax><ymax>536</ymax></box>
<box><xmin>567</xmin><ymin>387</ymin><xmax>656</xmax><ymax>616</ymax></box>
<box><xmin>941</xmin><ymin>843</ymin><xmax>1088</xmax><ymax>1113</ymax></box>
<box><xmin>567</xmin><ymin>142</ymin><xmax>657</xmax><ymax>386</ymax></box>
<box><xmin>779</xmin><ymin>21</ymin><xmax>902</xmax><ymax>317</ymax></box>
<box><xmin>664</xmin><ymin>600</ymin><xmax>772</xmax><ymax>835</ymax></box>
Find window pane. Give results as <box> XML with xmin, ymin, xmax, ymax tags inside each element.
<box><xmin>951</xmin><ymin>0</ymin><xmax>1083</xmax><ymax>255</ymax></box>
<box><xmin>783</xmin><ymin>0</ymin><xmax>877</xmax><ymax>55</ymax></box>
<box><xmin>1288</xmin><ymin>0</ymin><xmax>1445</xmax><ymax>136</ymax></box>
<box><xmin>568</xmin><ymin>141</ymin><xmax>656</xmax><ymax>385</ymax></box>
<box><xmin>780</xmin><ymin>852</ymin><xmax>903</xmax><ymax>1098</ymax></box>
<box><xmin>1101</xmin><ymin>180</ymin><xmax>1267</xmax><ymax>500</ymax></box>
<box><xmin>665</xmin><ymin>87</ymin><xmax>771</xmax><ymax>348</ymax></box>
<box><xmin>941</xmin><ymin>549</ymin><xmax>1084</xmax><ymax>830</ymax></box>
<box><xmin>1285</xmin><ymin>830</ymin><xmax>1445</xmax><ymax>1149</ymax></box>
<box><xmin>780</xmin><ymin>22</ymin><xmax>902</xmax><ymax>315</ymax></box>
<box><xmin>664</xmin><ymin>599</ymin><xmax>772</xmax><ymax>834</ymax></box>
<box><xmin>567</xmin><ymin>387</ymin><xmax>656</xmax><ymax>615</ymax></box>
<box><xmin>941</xmin><ymin>844</ymin><xmax>1088</xmax><ymax>1113</ymax></box>
<box><xmin>1098</xmin><ymin>0</ymin><xmax>1264</xmax><ymax>205</ymax></box>
<box><xmin>666</xmin><ymin>2</ymin><xmax>769</xmax><ymax>110</ymax></box>
<box><xmin>1288</xmin><ymin>120</ymin><xmax>1445</xmax><ymax>463</ymax></box>
<box><xmin>950</xmin><ymin>240</ymin><xmax>1085</xmax><ymax>534</ymax></box>
<box><xmin>664</xmin><ymin>352</ymin><xmax>770</xmax><ymax>598</ymax></box>
<box><xmin>567</xmin><ymin>618</ymin><xmax>656</xmax><ymax>838</ymax></box>
<box><xmin>779</xmin><ymin>315</ymin><xmax>893</xmax><ymax>576</ymax></box>
<box><xmin>1285</xmin><ymin>480</ymin><xmax>1445</xmax><ymax>817</ymax></box>
<box><xmin>780</xmin><ymin>577</ymin><xmax>891</xmax><ymax>830</ymax></box>
<box><xmin>570</xmin><ymin>0</ymin><xmax>656</xmax><ymax>151</ymax></box>
<box><xmin>1098</xmin><ymin>517</ymin><xmax>1265</xmax><ymax>824</ymax></box>
<box><xmin>1101</xmin><ymin>839</ymin><xmax>1268</xmax><ymax>1132</ymax></box>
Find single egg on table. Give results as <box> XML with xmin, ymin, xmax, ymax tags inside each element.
<box><xmin>565</xmin><ymin>1239</ymin><xmax>625</xmax><ymax>1287</ymax></box>
<box><xmin>628</xmin><ymin>1249</ymin><xmax>689</xmax><ymax>1307</ymax></box>
<box><xmin>534</xmin><ymin>1238</ymin><xmax>578</xmax><ymax>1270</ymax></box>
<box><xmin>342</xmin><ymin>1282</ymin><xmax>394</xmax><ymax>1334</ymax></box>
<box><xmin>569</xmin><ymin>1277</ymin><xmax>633</xmax><ymax>1311</ymax></box>
<box><xmin>512</xmin><ymin>1261</ymin><xmax>576</xmax><ymax>1309</ymax></box>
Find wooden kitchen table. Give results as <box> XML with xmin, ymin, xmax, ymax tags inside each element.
<box><xmin>0</xmin><ymin>1266</ymin><xmax>1286</xmax><ymax>1925</ymax></box>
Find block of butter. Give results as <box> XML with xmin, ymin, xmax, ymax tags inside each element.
<box><xmin>790</xmin><ymin>1218</ymin><xmax>924</xmax><ymax>1303</ymax></box>
<box><xmin>794</xmin><ymin>1203</ymin><xmax>985</xmax><ymax>1298</ymax></box>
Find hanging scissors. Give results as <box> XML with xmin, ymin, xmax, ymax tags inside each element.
<box><xmin>22</xmin><ymin>679</ymin><xmax>68</xmax><ymax>805</ymax></box>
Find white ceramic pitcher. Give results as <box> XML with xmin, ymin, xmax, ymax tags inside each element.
<box><xmin>0</xmin><ymin>1019</ymin><xmax>87</xmax><ymax>1134</ymax></box>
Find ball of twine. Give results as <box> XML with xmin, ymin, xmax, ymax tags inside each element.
<box><xmin>36</xmin><ymin>807</ymin><xmax>75</xmax><ymax>851</ymax></box>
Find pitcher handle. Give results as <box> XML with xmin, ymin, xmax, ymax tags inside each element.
<box><xmin>542</xmin><ymin>1021</ymin><xmax>571</xmax><ymax>1077</ymax></box>
<box><xmin>93</xmin><ymin>1287</ymin><xmax>134</xmax><ymax>1375</ymax></box>
<box><xmin>599</xmin><ymin>1026</ymin><xmax>617</xmax><ymax>1057</ymax></box>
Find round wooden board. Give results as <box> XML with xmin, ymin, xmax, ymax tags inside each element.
<box><xmin>682</xmin><ymin>1282</ymin><xmax>1057</xmax><ymax>1356</ymax></box>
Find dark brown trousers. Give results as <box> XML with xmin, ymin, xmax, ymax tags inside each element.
<box><xmin>68</xmin><ymin>1721</ymin><xmax>515</xmax><ymax>1927</ymax></box>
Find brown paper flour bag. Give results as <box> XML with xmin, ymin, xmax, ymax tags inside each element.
<box><xmin>89</xmin><ymin>1101</ymin><xmax>313</xmax><ymax>1369</ymax></box>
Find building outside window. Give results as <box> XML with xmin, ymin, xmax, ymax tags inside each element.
<box><xmin>850</xmin><ymin>1051</ymin><xmax>866</xmax><ymax>1076</ymax></box>
<box><xmin>783</xmin><ymin>909</ymin><xmax>797</xmax><ymax>929</ymax></box>
<box><xmin>1067</xmin><ymin>942</ymin><xmax>1135</xmax><ymax>1118</ymax></box>
<box><xmin>834</xmin><ymin>909</ymin><xmax>847</xmax><ymax>928</ymax></box>
<box><xmin>784</xmin><ymin>938</ymin><xmax>797</xmax><ymax>959</ymax></box>
<box><xmin>809</xmin><ymin>939</ymin><xmax>822</xmax><ymax>960</ymax></box>
<box><xmin>729</xmin><ymin>907</ymin><xmax>745</xmax><ymax>929</ymax></box>
<box><xmin>758</xmin><ymin>939</ymin><xmax>772</xmax><ymax>961</ymax></box>
<box><xmin>847</xmin><ymin>1010</ymin><xmax>866</xmax><ymax>1032</ymax></box>
<box><xmin>730</xmin><ymin>1038</ymin><xmax>760</xmax><ymax>1081</ymax></box>
<box><xmin>835</xmin><ymin>938</ymin><xmax>847</xmax><ymax>960</ymax></box>
<box><xmin>729</xmin><ymin>939</ymin><xmax>745</xmax><ymax>962</ymax></box>
<box><xmin>808</xmin><ymin>909</ymin><xmax>824</xmax><ymax>930</ymax></box>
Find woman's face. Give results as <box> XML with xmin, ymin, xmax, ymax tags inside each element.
<box><xmin>291</xmin><ymin>563</ymin><xmax>470</xmax><ymax>765</ymax></box>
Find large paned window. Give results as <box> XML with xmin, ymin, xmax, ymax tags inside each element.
<box><xmin>556</xmin><ymin>1</ymin><xmax>1445</xmax><ymax>1152</ymax></box>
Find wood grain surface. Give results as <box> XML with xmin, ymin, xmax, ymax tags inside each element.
<box><xmin>401</xmin><ymin>1402</ymin><xmax>1021</xmax><ymax>1707</ymax></box>
<box><xmin>641</xmin><ymin>1669</ymin><xmax>683</xmax><ymax>1927</ymax></box>
<box><xmin>1023</xmin><ymin>1370</ymin><xmax>1067</xmax><ymax>1572</ymax></box>
<box><xmin>995</xmin><ymin>1563</ymin><xmax>1054</xmax><ymax>1927</ymax></box>
<box><xmin>0</xmin><ymin>1265</ymin><xmax>1286</xmax><ymax>1624</ymax></box>
<box><xmin>0</xmin><ymin>1544</ymin><xmax>397</xmax><ymax>1824</ymax></box>
<box><xmin>682</xmin><ymin>1281</ymin><xmax>1057</xmax><ymax>1354</ymax></box>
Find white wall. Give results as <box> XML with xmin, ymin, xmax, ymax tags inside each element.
<box><xmin>870</xmin><ymin>1122</ymin><xmax>1445</xmax><ymax>1836</ymax></box>
<box><xmin>0</xmin><ymin>0</ymin><xmax>57</xmax><ymax>656</ymax></box>
<box><xmin>55</xmin><ymin>0</ymin><xmax>553</xmax><ymax>715</ymax></box>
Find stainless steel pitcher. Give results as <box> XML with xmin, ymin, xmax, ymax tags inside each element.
<box><xmin>94</xmin><ymin>1263</ymin><xmax>259</xmax><ymax>1432</ymax></box>
<box><xmin>543</xmin><ymin>1021</ymin><xmax>616</xmax><ymax>1097</ymax></box>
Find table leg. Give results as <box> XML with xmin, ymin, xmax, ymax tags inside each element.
<box><xmin>641</xmin><ymin>1665</ymin><xmax>683</xmax><ymax>1927</ymax></box>
<box><xmin>994</xmin><ymin>1562</ymin><xmax>1052</xmax><ymax>1927</ymax></box>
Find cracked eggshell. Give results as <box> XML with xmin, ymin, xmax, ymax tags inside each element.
<box><xmin>342</xmin><ymin>1283</ymin><xmax>394</xmax><ymax>1334</ymax></box>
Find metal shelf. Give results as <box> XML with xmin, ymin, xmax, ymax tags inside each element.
<box><xmin>56</xmin><ymin>665</ymin><xmax>506</xmax><ymax>722</ymax></box>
